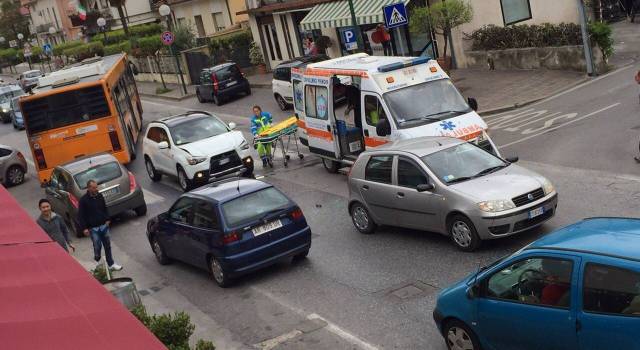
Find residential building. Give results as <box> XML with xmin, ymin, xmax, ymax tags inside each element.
<box><xmin>81</xmin><ymin>0</ymin><xmax>156</xmax><ymax>30</ymax></box>
<box><xmin>154</xmin><ymin>0</ymin><xmax>247</xmax><ymax>39</ymax></box>
<box><xmin>21</xmin><ymin>0</ymin><xmax>80</xmax><ymax>44</ymax></box>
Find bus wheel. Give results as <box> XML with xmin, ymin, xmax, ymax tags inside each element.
<box><xmin>322</xmin><ymin>159</ymin><xmax>339</xmax><ymax>173</ymax></box>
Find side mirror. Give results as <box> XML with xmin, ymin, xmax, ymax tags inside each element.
<box><xmin>158</xmin><ymin>141</ymin><xmax>169</xmax><ymax>149</ymax></box>
<box><xmin>228</xmin><ymin>122</ymin><xmax>236</xmax><ymax>130</ymax></box>
<box><xmin>375</xmin><ymin>118</ymin><xmax>391</xmax><ymax>137</ymax></box>
<box><xmin>416</xmin><ymin>183</ymin><xmax>435</xmax><ymax>192</ymax></box>
<box><xmin>505</xmin><ymin>156</ymin><xmax>519</xmax><ymax>163</ymax></box>
<box><xmin>467</xmin><ymin>97</ymin><xmax>478</xmax><ymax>112</ymax></box>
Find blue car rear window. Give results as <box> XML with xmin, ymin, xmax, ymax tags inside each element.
<box><xmin>222</xmin><ymin>187</ymin><xmax>290</xmax><ymax>227</ymax></box>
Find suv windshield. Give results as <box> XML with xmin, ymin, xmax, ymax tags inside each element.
<box><xmin>221</xmin><ymin>187</ymin><xmax>291</xmax><ymax>227</ymax></box>
<box><xmin>25</xmin><ymin>71</ymin><xmax>41</xmax><ymax>78</ymax></box>
<box><xmin>422</xmin><ymin>143</ymin><xmax>507</xmax><ymax>184</ymax></box>
<box><xmin>170</xmin><ymin>116</ymin><xmax>229</xmax><ymax>145</ymax></box>
<box><xmin>383</xmin><ymin>79</ymin><xmax>470</xmax><ymax>128</ymax></box>
<box><xmin>74</xmin><ymin>161</ymin><xmax>122</xmax><ymax>189</ymax></box>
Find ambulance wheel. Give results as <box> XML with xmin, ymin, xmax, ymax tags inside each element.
<box><xmin>322</xmin><ymin>159</ymin><xmax>339</xmax><ymax>173</ymax></box>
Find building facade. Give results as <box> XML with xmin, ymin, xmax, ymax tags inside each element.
<box><xmin>154</xmin><ymin>0</ymin><xmax>248</xmax><ymax>39</ymax></box>
<box><xmin>22</xmin><ymin>0</ymin><xmax>80</xmax><ymax>44</ymax></box>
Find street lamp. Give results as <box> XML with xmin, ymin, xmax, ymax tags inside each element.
<box><xmin>47</xmin><ymin>27</ymin><xmax>56</xmax><ymax>72</ymax></box>
<box><xmin>97</xmin><ymin>17</ymin><xmax>107</xmax><ymax>42</ymax></box>
<box><xmin>158</xmin><ymin>4</ymin><xmax>187</xmax><ymax>95</ymax></box>
<box><xmin>17</xmin><ymin>33</ymin><xmax>24</xmax><ymax>41</ymax></box>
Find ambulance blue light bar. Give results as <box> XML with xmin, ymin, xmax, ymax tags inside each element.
<box><xmin>377</xmin><ymin>56</ymin><xmax>432</xmax><ymax>73</ymax></box>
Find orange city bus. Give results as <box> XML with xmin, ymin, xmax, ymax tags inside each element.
<box><xmin>20</xmin><ymin>53</ymin><xmax>143</xmax><ymax>183</ymax></box>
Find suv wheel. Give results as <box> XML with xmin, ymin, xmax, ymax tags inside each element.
<box><xmin>177</xmin><ymin>167</ymin><xmax>191</xmax><ymax>192</ymax></box>
<box><xmin>5</xmin><ymin>165</ymin><xmax>25</xmax><ymax>186</ymax></box>
<box><xmin>448</xmin><ymin>214</ymin><xmax>481</xmax><ymax>252</ymax></box>
<box><xmin>145</xmin><ymin>157</ymin><xmax>162</xmax><ymax>182</ymax></box>
<box><xmin>151</xmin><ymin>236</ymin><xmax>171</xmax><ymax>265</ymax></box>
<box><xmin>275</xmin><ymin>94</ymin><xmax>288</xmax><ymax>111</ymax></box>
<box><xmin>350</xmin><ymin>202</ymin><xmax>376</xmax><ymax>234</ymax></box>
<box><xmin>444</xmin><ymin>320</ymin><xmax>481</xmax><ymax>350</ymax></box>
<box><xmin>209</xmin><ymin>256</ymin><xmax>230</xmax><ymax>287</ymax></box>
<box><xmin>196</xmin><ymin>89</ymin><xmax>205</xmax><ymax>103</ymax></box>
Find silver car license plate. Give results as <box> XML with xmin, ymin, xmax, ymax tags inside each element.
<box><xmin>529</xmin><ymin>207</ymin><xmax>544</xmax><ymax>219</ymax></box>
<box><xmin>101</xmin><ymin>186</ymin><xmax>119</xmax><ymax>198</ymax></box>
<box><xmin>252</xmin><ymin>220</ymin><xmax>283</xmax><ymax>236</ymax></box>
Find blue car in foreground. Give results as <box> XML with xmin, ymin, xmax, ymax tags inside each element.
<box><xmin>146</xmin><ymin>178</ymin><xmax>311</xmax><ymax>287</ymax></box>
<box><xmin>434</xmin><ymin>217</ymin><xmax>640</xmax><ymax>350</ymax></box>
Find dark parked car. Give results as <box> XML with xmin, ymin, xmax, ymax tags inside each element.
<box><xmin>146</xmin><ymin>178</ymin><xmax>312</xmax><ymax>287</ymax></box>
<box><xmin>196</xmin><ymin>63</ymin><xmax>251</xmax><ymax>106</ymax></box>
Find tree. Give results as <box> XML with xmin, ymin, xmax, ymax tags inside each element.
<box><xmin>137</xmin><ymin>36</ymin><xmax>166</xmax><ymax>89</ymax></box>
<box><xmin>0</xmin><ymin>1</ymin><xmax>31</xmax><ymax>42</ymax></box>
<box><xmin>109</xmin><ymin>0</ymin><xmax>129</xmax><ymax>37</ymax></box>
<box><xmin>410</xmin><ymin>0</ymin><xmax>473</xmax><ymax>61</ymax></box>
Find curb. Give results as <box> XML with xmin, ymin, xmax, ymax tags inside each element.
<box><xmin>139</xmin><ymin>92</ymin><xmax>195</xmax><ymax>102</ymax></box>
<box><xmin>249</xmin><ymin>82</ymin><xmax>271</xmax><ymax>89</ymax></box>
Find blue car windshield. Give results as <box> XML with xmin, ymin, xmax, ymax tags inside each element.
<box><xmin>222</xmin><ymin>187</ymin><xmax>291</xmax><ymax>227</ymax></box>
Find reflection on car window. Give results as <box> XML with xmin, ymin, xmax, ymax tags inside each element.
<box><xmin>583</xmin><ymin>263</ymin><xmax>640</xmax><ymax>316</ymax></box>
<box><xmin>422</xmin><ymin>143</ymin><xmax>505</xmax><ymax>184</ymax></box>
<box><xmin>486</xmin><ymin>257</ymin><xmax>573</xmax><ymax>308</ymax></box>
<box><xmin>74</xmin><ymin>162</ymin><xmax>122</xmax><ymax>189</ymax></box>
<box><xmin>221</xmin><ymin>187</ymin><xmax>290</xmax><ymax>227</ymax></box>
<box><xmin>170</xmin><ymin>197</ymin><xmax>194</xmax><ymax>224</ymax></box>
<box><xmin>397</xmin><ymin>158</ymin><xmax>428</xmax><ymax>188</ymax></box>
<box><xmin>365</xmin><ymin>156</ymin><xmax>393</xmax><ymax>184</ymax></box>
<box><xmin>193</xmin><ymin>200</ymin><xmax>218</xmax><ymax>230</ymax></box>
<box><xmin>170</xmin><ymin>116</ymin><xmax>228</xmax><ymax>145</ymax></box>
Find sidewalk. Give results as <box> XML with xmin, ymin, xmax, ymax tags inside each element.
<box><xmin>136</xmin><ymin>80</ymin><xmax>196</xmax><ymax>101</ymax></box>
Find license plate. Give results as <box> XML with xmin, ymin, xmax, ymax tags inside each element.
<box><xmin>227</xmin><ymin>80</ymin><xmax>237</xmax><ymax>86</ymax></box>
<box><xmin>252</xmin><ymin>220</ymin><xmax>283</xmax><ymax>236</ymax></box>
<box><xmin>219</xmin><ymin>157</ymin><xmax>230</xmax><ymax>165</ymax></box>
<box><xmin>529</xmin><ymin>207</ymin><xmax>544</xmax><ymax>219</ymax></box>
<box><xmin>101</xmin><ymin>186</ymin><xmax>119</xmax><ymax>197</ymax></box>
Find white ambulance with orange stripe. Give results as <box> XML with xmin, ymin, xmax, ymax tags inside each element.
<box><xmin>291</xmin><ymin>53</ymin><xmax>499</xmax><ymax>172</ymax></box>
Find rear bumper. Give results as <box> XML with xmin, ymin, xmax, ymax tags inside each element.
<box><xmin>218</xmin><ymin>81</ymin><xmax>250</xmax><ymax>97</ymax></box>
<box><xmin>221</xmin><ymin>226</ymin><xmax>312</xmax><ymax>278</ymax></box>
<box><xmin>107</xmin><ymin>188</ymin><xmax>146</xmax><ymax>217</ymax></box>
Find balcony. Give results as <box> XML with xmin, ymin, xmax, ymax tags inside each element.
<box><xmin>36</xmin><ymin>23</ymin><xmax>56</xmax><ymax>34</ymax></box>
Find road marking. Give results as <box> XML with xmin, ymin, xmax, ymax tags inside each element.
<box><xmin>253</xmin><ymin>330</ymin><xmax>303</xmax><ymax>350</ymax></box>
<box><xmin>499</xmin><ymin>103</ymin><xmax>620</xmax><ymax>149</ymax></box>
<box><xmin>142</xmin><ymin>188</ymin><xmax>165</xmax><ymax>204</ymax></box>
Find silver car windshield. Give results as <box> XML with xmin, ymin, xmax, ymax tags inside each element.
<box><xmin>74</xmin><ymin>162</ymin><xmax>122</xmax><ymax>189</ymax></box>
<box><xmin>422</xmin><ymin>143</ymin><xmax>508</xmax><ymax>184</ymax></box>
<box><xmin>221</xmin><ymin>187</ymin><xmax>290</xmax><ymax>227</ymax></box>
<box><xmin>383</xmin><ymin>79</ymin><xmax>471</xmax><ymax>129</ymax></box>
<box><xmin>170</xmin><ymin>116</ymin><xmax>228</xmax><ymax>145</ymax></box>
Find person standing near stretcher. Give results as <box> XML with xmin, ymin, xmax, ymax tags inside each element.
<box><xmin>251</xmin><ymin>105</ymin><xmax>274</xmax><ymax>168</ymax></box>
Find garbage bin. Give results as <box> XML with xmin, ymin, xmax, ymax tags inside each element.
<box><xmin>103</xmin><ymin>277</ymin><xmax>142</xmax><ymax>310</ymax></box>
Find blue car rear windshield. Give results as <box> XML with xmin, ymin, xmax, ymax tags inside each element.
<box><xmin>222</xmin><ymin>187</ymin><xmax>290</xmax><ymax>227</ymax></box>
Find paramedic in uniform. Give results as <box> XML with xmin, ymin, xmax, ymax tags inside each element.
<box><xmin>251</xmin><ymin>105</ymin><xmax>274</xmax><ymax>168</ymax></box>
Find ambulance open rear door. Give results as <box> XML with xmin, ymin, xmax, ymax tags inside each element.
<box><xmin>301</xmin><ymin>73</ymin><xmax>339</xmax><ymax>159</ymax></box>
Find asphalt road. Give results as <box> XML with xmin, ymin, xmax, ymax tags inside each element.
<box><xmin>3</xmin><ymin>61</ymin><xmax>640</xmax><ymax>349</ymax></box>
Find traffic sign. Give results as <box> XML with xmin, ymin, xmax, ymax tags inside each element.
<box><xmin>383</xmin><ymin>3</ymin><xmax>408</xmax><ymax>29</ymax></box>
<box><xmin>161</xmin><ymin>31</ymin><xmax>175</xmax><ymax>46</ymax></box>
<box><xmin>9</xmin><ymin>40</ymin><xmax>17</xmax><ymax>48</ymax></box>
<box><xmin>342</xmin><ymin>27</ymin><xmax>358</xmax><ymax>51</ymax></box>
<box><xmin>23</xmin><ymin>43</ymin><xmax>32</xmax><ymax>58</ymax></box>
<box><xmin>43</xmin><ymin>43</ymin><xmax>52</xmax><ymax>55</ymax></box>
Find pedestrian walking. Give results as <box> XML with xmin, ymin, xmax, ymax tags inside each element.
<box><xmin>36</xmin><ymin>198</ymin><xmax>75</xmax><ymax>253</ymax></box>
<box><xmin>78</xmin><ymin>179</ymin><xmax>122</xmax><ymax>271</ymax></box>
<box><xmin>251</xmin><ymin>105</ymin><xmax>274</xmax><ymax>168</ymax></box>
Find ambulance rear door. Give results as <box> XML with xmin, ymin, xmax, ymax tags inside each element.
<box><xmin>291</xmin><ymin>69</ymin><xmax>307</xmax><ymax>145</ymax></box>
<box><xmin>302</xmin><ymin>74</ymin><xmax>339</xmax><ymax>158</ymax></box>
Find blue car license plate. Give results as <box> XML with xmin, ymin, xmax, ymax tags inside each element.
<box><xmin>529</xmin><ymin>207</ymin><xmax>544</xmax><ymax>219</ymax></box>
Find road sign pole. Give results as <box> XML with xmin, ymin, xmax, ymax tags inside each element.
<box><xmin>577</xmin><ymin>0</ymin><xmax>595</xmax><ymax>76</ymax></box>
<box><xmin>171</xmin><ymin>44</ymin><xmax>188</xmax><ymax>95</ymax></box>
<box><xmin>347</xmin><ymin>0</ymin><xmax>364</xmax><ymax>53</ymax></box>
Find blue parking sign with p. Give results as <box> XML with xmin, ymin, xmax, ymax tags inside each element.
<box><xmin>342</xmin><ymin>28</ymin><xmax>357</xmax><ymax>50</ymax></box>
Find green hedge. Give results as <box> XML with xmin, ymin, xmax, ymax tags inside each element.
<box><xmin>468</xmin><ymin>23</ymin><xmax>582</xmax><ymax>50</ymax></box>
<box><xmin>207</xmin><ymin>30</ymin><xmax>252</xmax><ymax>67</ymax></box>
<box><xmin>92</xmin><ymin>23</ymin><xmax>162</xmax><ymax>45</ymax></box>
<box><xmin>63</xmin><ymin>42</ymin><xmax>104</xmax><ymax>61</ymax></box>
<box><xmin>104</xmin><ymin>41</ymin><xmax>132</xmax><ymax>55</ymax></box>
<box><xmin>52</xmin><ymin>40</ymin><xmax>84</xmax><ymax>56</ymax></box>
<box><xmin>136</xmin><ymin>35</ymin><xmax>163</xmax><ymax>56</ymax></box>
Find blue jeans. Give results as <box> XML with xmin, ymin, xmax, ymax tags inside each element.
<box><xmin>90</xmin><ymin>224</ymin><xmax>114</xmax><ymax>266</ymax></box>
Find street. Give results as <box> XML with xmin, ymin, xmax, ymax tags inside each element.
<box><xmin>3</xmin><ymin>60</ymin><xmax>640</xmax><ymax>350</ymax></box>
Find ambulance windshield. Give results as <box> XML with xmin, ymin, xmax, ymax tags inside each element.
<box><xmin>383</xmin><ymin>79</ymin><xmax>470</xmax><ymax>129</ymax></box>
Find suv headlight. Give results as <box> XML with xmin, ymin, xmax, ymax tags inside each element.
<box><xmin>187</xmin><ymin>156</ymin><xmax>207</xmax><ymax>165</ymax></box>
<box><xmin>542</xmin><ymin>179</ymin><xmax>554</xmax><ymax>195</ymax></box>
<box><xmin>478</xmin><ymin>199</ymin><xmax>516</xmax><ymax>212</ymax></box>
<box><xmin>240</xmin><ymin>140</ymin><xmax>250</xmax><ymax>150</ymax></box>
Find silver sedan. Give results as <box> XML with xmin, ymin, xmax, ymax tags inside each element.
<box><xmin>347</xmin><ymin>137</ymin><xmax>558</xmax><ymax>251</ymax></box>
<box><xmin>0</xmin><ymin>144</ymin><xmax>27</xmax><ymax>187</ymax></box>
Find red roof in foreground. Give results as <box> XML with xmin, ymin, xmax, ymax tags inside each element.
<box><xmin>0</xmin><ymin>186</ymin><xmax>166</xmax><ymax>350</ymax></box>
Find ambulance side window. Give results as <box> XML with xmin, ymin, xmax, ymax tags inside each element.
<box><xmin>293</xmin><ymin>79</ymin><xmax>303</xmax><ymax>111</ymax></box>
<box><xmin>305</xmin><ymin>85</ymin><xmax>328</xmax><ymax>120</ymax></box>
<box><xmin>364</xmin><ymin>95</ymin><xmax>387</xmax><ymax>127</ymax></box>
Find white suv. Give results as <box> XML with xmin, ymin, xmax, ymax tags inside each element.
<box><xmin>143</xmin><ymin>111</ymin><xmax>253</xmax><ymax>191</ymax></box>
<box><xmin>272</xmin><ymin>55</ymin><xmax>329</xmax><ymax>111</ymax></box>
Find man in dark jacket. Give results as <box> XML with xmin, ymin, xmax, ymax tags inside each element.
<box><xmin>78</xmin><ymin>179</ymin><xmax>122</xmax><ymax>271</ymax></box>
<box><xmin>36</xmin><ymin>198</ymin><xmax>75</xmax><ymax>252</ymax></box>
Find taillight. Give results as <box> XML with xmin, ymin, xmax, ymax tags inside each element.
<box><xmin>33</xmin><ymin>146</ymin><xmax>47</xmax><ymax>169</ymax></box>
<box><xmin>212</xmin><ymin>73</ymin><xmax>219</xmax><ymax>94</ymax></box>
<box><xmin>69</xmin><ymin>193</ymin><xmax>79</xmax><ymax>209</ymax></box>
<box><xmin>128</xmin><ymin>171</ymin><xmax>136</xmax><ymax>193</ymax></box>
<box><xmin>108</xmin><ymin>125</ymin><xmax>122</xmax><ymax>151</ymax></box>
<box><xmin>291</xmin><ymin>208</ymin><xmax>304</xmax><ymax>221</ymax></box>
<box><xmin>222</xmin><ymin>231</ymin><xmax>240</xmax><ymax>245</ymax></box>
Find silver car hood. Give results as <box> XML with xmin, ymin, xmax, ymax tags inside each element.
<box><xmin>449</xmin><ymin>164</ymin><xmax>546</xmax><ymax>201</ymax></box>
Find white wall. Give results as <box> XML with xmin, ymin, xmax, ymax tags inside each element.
<box><xmin>172</xmin><ymin>0</ymin><xmax>232</xmax><ymax>37</ymax></box>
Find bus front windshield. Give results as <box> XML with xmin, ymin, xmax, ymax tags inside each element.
<box><xmin>383</xmin><ymin>79</ymin><xmax>471</xmax><ymax>129</ymax></box>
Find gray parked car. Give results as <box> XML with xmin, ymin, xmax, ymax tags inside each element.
<box><xmin>347</xmin><ymin>137</ymin><xmax>558</xmax><ymax>251</ymax></box>
<box><xmin>19</xmin><ymin>69</ymin><xmax>43</xmax><ymax>91</ymax></box>
<box><xmin>44</xmin><ymin>153</ymin><xmax>147</xmax><ymax>237</ymax></box>
<box><xmin>0</xmin><ymin>144</ymin><xmax>27</xmax><ymax>186</ymax></box>
<box><xmin>0</xmin><ymin>84</ymin><xmax>24</xmax><ymax>123</ymax></box>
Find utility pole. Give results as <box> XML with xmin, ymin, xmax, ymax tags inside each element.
<box><xmin>577</xmin><ymin>0</ymin><xmax>595</xmax><ymax>76</ymax></box>
<box><xmin>347</xmin><ymin>0</ymin><xmax>364</xmax><ymax>52</ymax></box>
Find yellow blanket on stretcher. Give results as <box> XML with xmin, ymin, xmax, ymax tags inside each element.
<box><xmin>258</xmin><ymin>116</ymin><xmax>298</xmax><ymax>137</ymax></box>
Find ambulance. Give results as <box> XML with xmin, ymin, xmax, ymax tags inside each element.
<box><xmin>291</xmin><ymin>53</ymin><xmax>500</xmax><ymax>172</ymax></box>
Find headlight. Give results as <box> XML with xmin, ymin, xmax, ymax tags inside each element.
<box><xmin>542</xmin><ymin>179</ymin><xmax>554</xmax><ymax>195</ymax></box>
<box><xmin>2</xmin><ymin>109</ymin><xmax>7</xmax><ymax>113</ymax></box>
<box><xmin>478</xmin><ymin>199</ymin><xmax>516</xmax><ymax>212</ymax></box>
<box><xmin>240</xmin><ymin>140</ymin><xmax>250</xmax><ymax>150</ymax></box>
<box><xmin>187</xmin><ymin>157</ymin><xmax>207</xmax><ymax>165</ymax></box>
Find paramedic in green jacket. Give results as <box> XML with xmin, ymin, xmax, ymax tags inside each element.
<box><xmin>251</xmin><ymin>105</ymin><xmax>273</xmax><ymax>168</ymax></box>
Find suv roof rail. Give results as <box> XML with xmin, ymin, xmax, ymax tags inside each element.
<box><xmin>183</xmin><ymin>110</ymin><xmax>212</xmax><ymax>116</ymax></box>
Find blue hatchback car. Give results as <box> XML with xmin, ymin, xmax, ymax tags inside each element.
<box><xmin>434</xmin><ymin>217</ymin><xmax>640</xmax><ymax>350</ymax></box>
<box><xmin>146</xmin><ymin>178</ymin><xmax>311</xmax><ymax>287</ymax></box>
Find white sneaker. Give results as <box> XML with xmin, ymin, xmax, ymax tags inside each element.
<box><xmin>109</xmin><ymin>263</ymin><xmax>123</xmax><ymax>271</ymax></box>
<box><xmin>95</xmin><ymin>258</ymin><xmax>104</xmax><ymax>270</ymax></box>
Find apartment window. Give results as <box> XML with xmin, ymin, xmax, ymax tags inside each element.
<box><xmin>500</xmin><ymin>0</ymin><xmax>532</xmax><ymax>25</ymax></box>
<box><xmin>177</xmin><ymin>17</ymin><xmax>186</xmax><ymax>27</ymax></box>
<box><xmin>212</xmin><ymin>12</ymin><xmax>225</xmax><ymax>32</ymax></box>
<box><xmin>194</xmin><ymin>15</ymin><xmax>205</xmax><ymax>37</ymax></box>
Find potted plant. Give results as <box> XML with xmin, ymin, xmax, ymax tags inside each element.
<box><xmin>410</xmin><ymin>0</ymin><xmax>473</xmax><ymax>70</ymax></box>
<box><xmin>249</xmin><ymin>42</ymin><xmax>266</xmax><ymax>74</ymax></box>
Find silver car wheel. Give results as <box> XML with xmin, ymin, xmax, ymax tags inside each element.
<box><xmin>210</xmin><ymin>258</ymin><xmax>224</xmax><ymax>284</ymax></box>
<box><xmin>8</xmin><ymin>166</ymin><xmax>24</xmax><ymax>185</ymax></box>
<box><xmin>352</xmin><ymin>206</ymin><xmax>369</xmax><ymax>230</ymax></box>
<box><xmin>446</xmin><ymin>326</ymin><xmax>475</xmax><ymax>350</ymax></box>
<box><xmin>452</xmin><ymin>221</ymin><xmax>472</xmax><ymax>248</ymax></box>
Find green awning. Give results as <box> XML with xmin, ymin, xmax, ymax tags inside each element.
<box><xmin>300</xmin><ymin>0</ymin><xmax>411</xmax><ymax>31</ymax></box>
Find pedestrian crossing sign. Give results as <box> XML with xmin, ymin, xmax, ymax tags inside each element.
<box><xmin>383</xmin><ymin>3</ymin><xmax>408</xmax><ymax>29</ymax></box>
